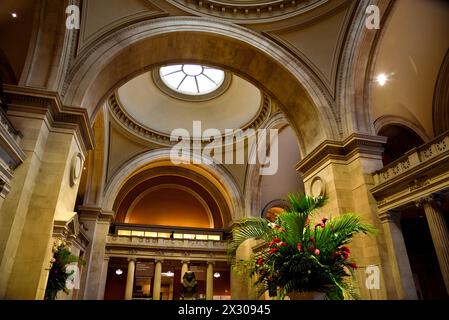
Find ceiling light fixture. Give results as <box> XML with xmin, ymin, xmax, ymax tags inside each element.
<box><xmin>162</xmin><ymin>271</ymin><xmax>174</xmax><ymax>277</ymax></box>
<box><xmin>376</xmin><ymin>73</ymin><xmax>388</xmax><ymax>86</ymax></box>
<box><xmin>11</xmin><ymin>12</ymin><xmax>18</xmax><ymax>18</ymax></box>
<box><xmin>115</xmin><ymin>269</ymin><xmax>123</xmax><ymax>275</ymax></box>
<box><xmin>213</xmin><ymin>272</ymin><xmax>221</xmax><ymax>278</ymax></box>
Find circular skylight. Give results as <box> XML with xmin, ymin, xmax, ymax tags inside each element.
<box><xmin>159</xmin><ymin>64</ymin><xmax>225</xmax><ymax>96</ymax></box>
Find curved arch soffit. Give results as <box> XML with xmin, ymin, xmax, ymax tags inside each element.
<box><xmin>337</xmin><ymin>0</ymin><xmax>394</xmax><ymax>137</ymax></box>
<box><xmin>244</xmin><ymin>112</ymin><xmax>293</xmax><ymax>217</ymax></box>
<box><xmin>63</xmin><ymin>17</ymin><xmax>338</xmax><ymax>155</ymax></box>
<box><xmin>102</xmin><ymin>148</ymin><xmax>244</xmax><ymax>223</ymax></box>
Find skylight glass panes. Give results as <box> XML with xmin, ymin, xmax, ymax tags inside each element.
<box><xmin>159</xmin><ymin>64</ymin><xmax>225</xmax><ymax>95</ymax></box>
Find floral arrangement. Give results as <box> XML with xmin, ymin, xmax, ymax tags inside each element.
<box><xmin>44</xmin><ymin>241</ymin><xmax>85</xmax><ymax>300</ymax></box>
<box><xmin>229</xmin><ymin>194</ymin><xmax>377</xmax><ymax>300</ymax></box>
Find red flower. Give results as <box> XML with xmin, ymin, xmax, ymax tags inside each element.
<box><xmin>341</xmin><ymin>251</ymin><xmax>350</xmax><ymax>260</ymax></box>
<box><xmin>278</xmin><ymin>241</ymin><xmax>287</xmax><ymax>247</ymax></box>
<box><xmin>310</xmin><ymin>237</ymin><xmax>315</xmax><ymax>243</ymax></box>
<box><xmin>322</xmin><ymin>216</ymin><xmax>329</xmax><ymax>224</ymax></box>
<box><xmin>297</xmin><ymin>242</ymin><xmax>302</xmax><ymax>252</ymax></box>
<box><xmin>314</xmin><ymin>249</ymin><xmax>320</xmax><ymax>256</ymax></box>
<box><xmin>340</xmin><ymin>246</ymin><xmax>350</xmax><ymax>253</ymax></box>
<box><xmin>269</xmin><ymin>238</ymin><xmax>281</xmax><ymax>247</ymax></box>
<box><xmin>257</xmin><ymin>258</ymin><xmax>263</xmax><ymax>266</ymax></box>
<box><xmin>348</xmin><ymin>263</ymin><xmax>358</xmax><ymax>269</ymax></box>
<box><xmin>278</xmin><ymin>227</ymin><xmax>286</xmax><ymax>233</ymax></box>
<box><xmin>269</xmin><ymin>248</ymin><xmax>278</xmax><ymax>254</ymax></box>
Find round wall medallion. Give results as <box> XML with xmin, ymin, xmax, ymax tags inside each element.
<box><xmin>70</xmin><ymin>153</ymin><xmax>84</xmax><ymax>187</ymax></box>
<box><xmin>310</xmin><ymin>176</ymin><xmax>326</xmax><ymax>198</ymax></box>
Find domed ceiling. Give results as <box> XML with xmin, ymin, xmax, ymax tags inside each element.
<box><xmin>115</xmin><ymin>66</ymin><xmax>263</xmax><ymax>137</ymax></box>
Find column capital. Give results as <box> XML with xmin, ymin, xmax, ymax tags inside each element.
<box><xmin>415</xmin><ymin>194</ymin><xmax>445</xmax><ymax>209</ymax></box>
<box><xmin>154</xmin><ymin>258</ymin><xmax>163</xmax><ymax>264</ymax></box>
<box><xmin>379</xmin><ymin>211</ymin><xmax>401</xmax><ymax>225</ymax></box>
<box><xmin>207</xmin><ymin>261</ymin><xmax>215</xmax><ymax>266</ymax></box>
<box><xmin>181</xmin><ymin>260</ymin><xmax>190</xmax><ymax>265</ymax></box>
<box><xmin>127</xmin><ymin>257</ymin><xmax>137</xmax><ymax>263</ymax></box>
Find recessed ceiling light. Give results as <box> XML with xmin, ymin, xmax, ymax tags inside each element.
<box><xmin>376</xmin><ymin>73</ymin><xmax>388</xmax><ymax>86</ymax></box>
<box><xmin>115</xmin><ymin>269</ymin><xmax>123</xmax><ymax>275</ymax></box>
<box><xmin>11</xmin><ymin>12</ymin><xmax>18</xmax><ymax>18</ymax></box>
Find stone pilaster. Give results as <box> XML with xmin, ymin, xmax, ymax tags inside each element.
<box><xmin>416</xmin><ymin>195</ymin><xmax>449</xmax><ymax>294</ymax></box>
<box><xmin>379</xmin><ymin>211</ymin><xmax>417</xmax><ymax>299</ymax></box>
<box><xmin>296</xmin><ymin>134</ymin><xmax>397</xmax><ymax>299</ymax></box>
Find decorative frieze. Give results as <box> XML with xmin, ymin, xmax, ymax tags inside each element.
<box><xmin>164</xmin><ymin>0</ymin><xmax>327</xmax><ymax>23</ymax></box>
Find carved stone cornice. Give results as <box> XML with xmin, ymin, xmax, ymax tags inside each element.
<box><xmin>3</xmin><ymin>85</ymin><xmax>95</xmax><ymax>153</ymax></box>
<box><xmin>296</xmin><ymin>133</ymin><xmax>387</xmax><ymax>177</ymax></box>
<box><xmin>78</xmin><ymin>205</ymin><xmax>114</xmax><ymax>223</ymax></box>
<box><xmin>164</xmin><ymin>0</ymin><xmax>328</xmax><ymax>24</ymax></box>
<box><xmin>108</xmin><ymin>91</ymin><xmax>272</xmax><ymax>146</ymax></box>
<box><xmin>53</xmin><ymin>214</ymin><xmax>90</xmax><ymax>250</ymax></box>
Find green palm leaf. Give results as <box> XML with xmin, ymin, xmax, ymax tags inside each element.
<box><xmin>228</xmin><ymin>218</ymin><xmax>274</xmax><ymax>254</ymax></box>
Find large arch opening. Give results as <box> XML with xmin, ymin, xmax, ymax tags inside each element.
<box><xmin>63</xmin><ymin>17</ymin><xmax>338</xmax><ymax>155</ymax></box>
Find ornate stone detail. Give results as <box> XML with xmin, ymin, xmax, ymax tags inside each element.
<box><xmin>373</xmin><ymin>131</ymin><xmax>449</xmax><ymax>186</ymax></box>
<box><xmin>164</xmin><ymin>0</ymin><xmax>327</xmax><ymax>24</ymax></box>
<box><xmin>309</xmin><ymin>176</ymin><xmax>326</xmax><ymax>198</ymax></box>
<box><xmin>108</xmin><ymin>91</ymin><xmax>272</xmax><ymax>146</ymax></box>
<box><xmin>408</xmin><ymin>176</ymin><xmax>431</xmax><ymax>193</ymax></box>
<box><xmin>70</xmin><ymin>152</ymin><xmax>84</xmax><ymax>187</ymax></box>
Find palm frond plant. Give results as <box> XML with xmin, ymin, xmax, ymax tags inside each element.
<box><xmin>44</xmin><ymin>242</ymin><xmax>85</xmax><ymax>300</ymax></box>
<box><xmin>229</xmin><ymin>193</ymin><xmax>377</xmax><ymax>300</ymax></box>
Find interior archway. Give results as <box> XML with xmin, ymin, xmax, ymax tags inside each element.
<box><xmin>63</xmin><ymin>17</ymin><xmax>338</xmax><ymax>155</ymax></box>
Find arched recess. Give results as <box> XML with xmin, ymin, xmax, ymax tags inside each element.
<box><xmin>433</xmin><ymin>49</ymin><xmax>449</xmax><ymax>136</ymax></box>
<box><xmin>102</xmin><ymin>149</ymin><xmax>244</xmax><ymax>227</ymax></box>
<box><xmin>337</xmin><ymin>0</ymin><xmax>394</xmax><ymax>137</ymax></box>
<box><xmin>62</xmin><ymin>17</ymin><xmax>338</xmax><ymax>155</ymax></box>
<box><xmin>376</xmin><ymin>120</ymin><xmax>425</xmax><ymax>166</ymax></box>
<box><xmin>244</xmin><ymin>112</ymin><xmax>304</xmax><ymax>217</ymax></box>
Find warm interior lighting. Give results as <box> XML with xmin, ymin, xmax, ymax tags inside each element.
<box><xmin>376</xmin><ymin>73</ymin><xmax>388</xmax><ymax>86</ymax></box>
<box><xmin>162</xmin><ymin>271</ymin><xmax>174</xmax><ymax>277</ymax></box>
<box><xmin>115</xmin><ymin>269</ymin><xmax>123</xmax><ymax>275</ymax></box>
<box><xmin>11</xmin><ymin>12</ymin><xmax>18</xmax><ymax>18</ymax></box>
<box><xmin>213</xmin><ymin>272</ymin><xmax>221</xmax><ymax>278</ymax></box>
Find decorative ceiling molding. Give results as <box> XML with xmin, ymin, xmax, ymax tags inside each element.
<box><xmin>108</xmin><ymin>91</ymin><xmax>273</xmax><ymax>147</ymax></box>
<box><xmin>3</xmin><ymin>85</ymin><xmax>95</xmax><ymax>153</ymax></box>
<box><xmin>163</xmin><ymin>0</ymin><xmax>328</xmax><ymax>24</ymax></box>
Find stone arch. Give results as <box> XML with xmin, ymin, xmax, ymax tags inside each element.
<box><xmin>337</xmin><ymin>0</ymin><xmax>394</xmax><ymax>137</ymax></box>
<box><xmin>102</xmin><ymin>148</ymin><xmax>244</xmax><ymax>225</ymax></box>
<box><xmin>374</xmin><ymin>115</ymin><xmax>430</xmax><ymax>143</ymax></box>
<box><xmin>433</xmin><ymin>48</ymin><xmax>449</xmax><ymax>136</ymax></box>
<box><xmin>63</xmin><ymin>17</ymin><xmax>338</xmax><ymax>155</ymax></box>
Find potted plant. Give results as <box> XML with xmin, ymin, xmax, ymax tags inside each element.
<box><xmin>44</xmin><ymin>242</ymin><xmax>85</xmax><ymax>300</ymax></box>
<box><xmin>229</xmin><ymin>194</ymin><xmax>377</xmax><ymax>300</ymax></box>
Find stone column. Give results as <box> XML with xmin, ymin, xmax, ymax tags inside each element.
<box><xmin>296</xmin><ymin>134</ymin><xmax>395</xmax><ymax>299</ymax></box>
<box><xmin>153</xmin><ymin>259</ymin><xmax>162</xmax><ymax>300</ymax></box>
<box><xmin>379</xmin><ymin>211</ymin><xmax>417</xmax><ymax>299</ymax></box>
<box><xmin>79</xmin><ymin>207</ymin><xmax>113</xmax><ymax>300</ymax></box>
<box><xmin>98</xmin><ymin>257</ymin><xmax>110</xmax><ymax>300</ymax></box>
<box><xmin>125</xmin><ymin>258</ymin><xmax>136</xmax><ymax>300</ymax></box>
<box><xmin>181</xmin><ymin>260</ymin><xmax>189</xmax><ymax>281</ymax></box>
<box><xmin>417</xmin><ymin>196</ymin><xmax>449</xmax><ymax>294</ymax></box>
<box><xmin>206</xmin><ymin>261</ymin><xmax>214</xmax><ymax>300</ymax></box>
